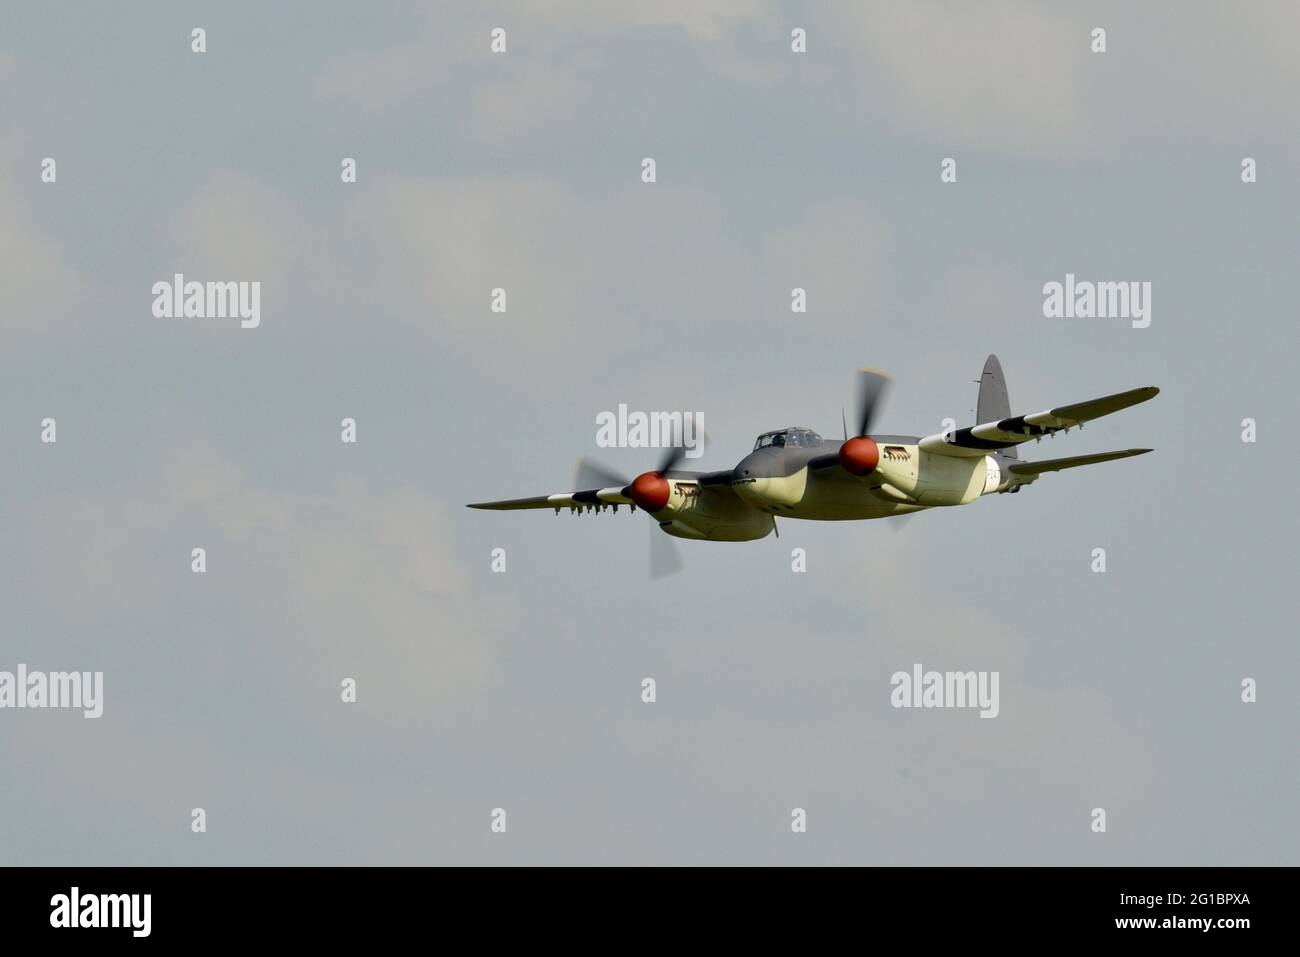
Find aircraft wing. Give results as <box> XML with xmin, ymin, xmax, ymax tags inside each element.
<box><xmin>918</xmin><ymin>386</ymin><xmax>1158</xmax><ymax>458</ymax></box>
<box><xmin>467</xmin><ymin>469</ymin><xmax>735</xmax><ymax>511</ymax></box>
<box><xmin>1008</xmin><ymin>448</ymin><xmax>1152</xmax><ymax>476</ymax></box>
<box><xmin>468</xmin><ymin>486</ymin><xmax>633</xmax><ymax>510</ymax></box>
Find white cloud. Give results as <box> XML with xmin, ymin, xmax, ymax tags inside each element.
<box><xmin>172</xmin><ymin>172</ymin><xmax>298</xmax><ymax>281</ymax></box>
<box><xmin>0</xmin><ymin>139</ymin><xmax>80</xmax><ymax>342</ymax></box>
<box><xmin>24</xmin><ymin>441</ymin><xmax>504</xmax><ymax>716</ymax></box>
<box><xmin>827</xmin><ymin>1</ymin><xmax>1094</xmax><ymax>159</ymax></box>
<box><xmin>315</xmin><ymin>2</ymin><xmax>780</xmax><ymax>126</ymax></box>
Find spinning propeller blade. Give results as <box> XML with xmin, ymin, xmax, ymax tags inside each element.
<box><xmin>578</xmin><ymin>446</ymin><xmax>694</xmax><ymax>580</ymax></box>
<box><xmin>854</xmin><ymin>369</ymin><xmax>891</xmax><ymax>437</ymax></box>
<box><xmin>574</xmin><ymin>457</ymin><xmax>629</xmax><ymax>491</ymax></box>
<box><xmin>649</xmin><ymin>524</ymin><xmax>684</xmax><ymax>579</ymax></box>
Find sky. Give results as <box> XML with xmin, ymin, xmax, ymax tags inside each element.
<box><xmin>1</xmin><ymin>1</ymin><xmax>1296</xmax><ymax>865</ymax></box>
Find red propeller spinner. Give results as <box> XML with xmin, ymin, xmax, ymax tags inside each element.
<box><xmin>621</xmin><ymin>442</ymin><xmax>691</xmax><ymax>513</ymax></box>
<box><xmin>627</xmin><ymin>471</ymin><xmax>672</xmax><ymax>512</ymax></box>
<box><xmin>838</xmin><ymin>435</ymin><xmax>880</xmax><ymax>476</ymax></box>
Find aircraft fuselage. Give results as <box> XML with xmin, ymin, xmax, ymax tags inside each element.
<box><xmin>651</xmin><ymin>436</ymin><xmax>1021</xmax><ymax>540</ymax></box>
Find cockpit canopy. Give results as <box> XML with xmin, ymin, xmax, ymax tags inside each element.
<box><xmin>754</xmin><ymin>427</ymin><xmax>823</xmax><ymax>451</ymax></box>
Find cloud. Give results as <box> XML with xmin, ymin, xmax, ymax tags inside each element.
<box><xmin>523</xmin><ymin>0</ymin><xmax>775</xmax><ymax>41</ymax></box>
<box><xmin>314</xmin><ymin>2</ymin><xmax>780</xmax><ymax>125</ymax></box>
<box><xmin>0</xmin><ymin>139</ymin><xmax>80</xmax><ymax>342</ymax></box>
<box><xmin>21</xmin><ymin>439</ymin><xmax>504</xmax><ymax>718</ymax></box>
<box><xmin>825</xmin><ymin>1</ymin><xmax>1094</xmax><ymax>160</ymax></box>
<box><xmin>819</xmin><ymin>1</ymin><xmax>1300</xmax><ymax>160</ymax></box>
<box><xmin>171</xmin><ymin>172</ymin><xmax>298</xmax><ymax>281</ymax></box>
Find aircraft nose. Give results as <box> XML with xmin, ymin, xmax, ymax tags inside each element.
<box><xmin>733</xmin><ymin>452</ymin><xmax>759</xmax><ymax>480</ymax></box>
<box><xmin>734</xmin><ymin>450</ymin><xmax>779</xmax><ymax>480</ymax></box>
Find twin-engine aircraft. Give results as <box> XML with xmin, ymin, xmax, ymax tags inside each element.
<box><xmin>469</xmin><ymin>356</ymin><xmax>1159</xmax><ymax>576</ymax></box>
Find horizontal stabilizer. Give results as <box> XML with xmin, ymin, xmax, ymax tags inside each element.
<box><xmin>1008</xmin><ymin>448</ymin><xmax>1152</xmax><ymax>476</ymax></box>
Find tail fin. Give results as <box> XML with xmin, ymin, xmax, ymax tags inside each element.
<box><xmin>977</xmin><ymin>354</ymin><xmax>1016</xmax><ymax>459</ymax></box>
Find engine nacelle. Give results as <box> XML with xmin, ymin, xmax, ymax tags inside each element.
<box><xmin>655</xmin><ymin>480</ymin><xmax>775</xmax><ymax>541</ymax></box>
<box><xmin>910</xmin><ymin>450</ymin><xmax>990</xmax><ymax>505</ymax></box>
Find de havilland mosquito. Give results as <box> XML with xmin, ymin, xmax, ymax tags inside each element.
<box><xmin>470</xmin><ymin>357</ymin><xmax>1158</xmax><ymax>574</ymax></box>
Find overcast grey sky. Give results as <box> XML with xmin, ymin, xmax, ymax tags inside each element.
<box><xmin>1</xmin><ymin>1</ymin><xmax>1296</xmax><ymax>865</ymax></box>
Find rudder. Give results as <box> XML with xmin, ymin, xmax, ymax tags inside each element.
<box><xmin>977</xmin><ymin>354</ymin><xmax>1015</xmax><ymax>459</ymax></box>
